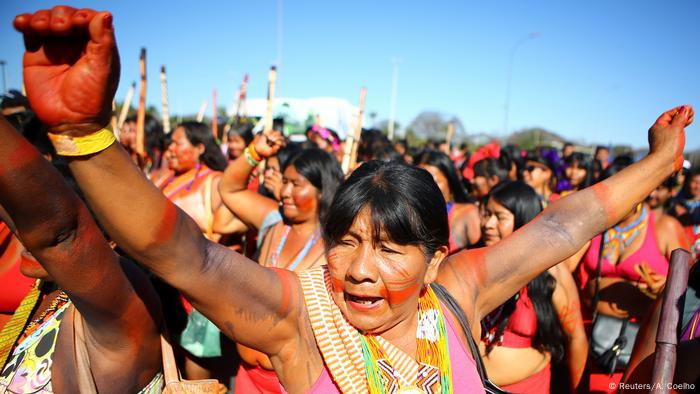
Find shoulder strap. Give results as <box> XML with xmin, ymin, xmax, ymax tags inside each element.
<box><xmin>72</xmin><ymin>307</ymin><xmax>98</xmax><ymax>394</ymax></box>
<box><xmin>160</xmin><ymin>330</ymin><xmax>182</xmax><ymax>385</ymax></box>
<box><xmin>431</xmin><ymin>283</ymin><xmax>508</xmax><ymax>393</ymax></box>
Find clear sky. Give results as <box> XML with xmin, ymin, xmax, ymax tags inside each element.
<box><xmin>1</xmin><ymin>0</ymin><xmax>699</xmax><ymax>149</ymax></box>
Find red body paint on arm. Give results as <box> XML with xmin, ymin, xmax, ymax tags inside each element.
<box><xmin>591</xmin><ymin>182</ymin><xmax>616</xmax><ymax>227</ymax></box>
<box><xmin>466</xmin><ymin>247</ymin><xmax>488</xmax><ymax>286</ymax></box>
<box><xmin>152</xmin><ymin>202</ymin><xmax>178</xmax><ymax>244</ymax></box>
<box><xmin>270</xmin><ymin>267</ymin><xmax>295</xmax><ymax>317</ymax></box>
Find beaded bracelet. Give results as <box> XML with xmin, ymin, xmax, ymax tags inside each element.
<box><xmin>244</xmin><ymin>146</ymin><xmax>260</xmax><ymax>167</ymax></box>
<box><xmin>48</xmin><ymin>126</ymin><xmax>116</xmax><ymax>156</ymax></box>
<box><xmin>246</xmin><ymin>142</ymin><xmax>262</xmax><ymax>162</ymax></box>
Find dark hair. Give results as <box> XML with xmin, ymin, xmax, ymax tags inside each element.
<box><xmin>473</xmin><ymin>157</ymin><xmax>510</xmax><ymax>185</ymax></box>
<box><xmin>562</xmin><ymin>152</ymin><xmax>595</xmax><ymax>190</ymax></box>
<box><xmin>176</xmin><ymin>121</ymin><xmax>228</xmax><ymax>171</ymax></box>
<box><xmin>599</xmin><ymin>155</ymin><xmax>634</xmax><ymax>181</ymax></box>
<box><xmin>286</xmin><ymin>148</ymin><xmax>344</xmax><ymax>223</ymax></box>
<box><xmin>228</xmin><ymin>123</ymin><xmax>254</xmax><ymax>145</ymax></box>
<box><xmin>484</xmin><ymin>181</ymin><xmax>566</xmax><ymax>362</ymax></box>
<box><xmin>125</xmin><ymin>114</ymin><xmax>166</xmax><ymax>166</ymax></box>
<box><xmin>415</xmin><ymin>150</ymin><xmax>472</xmax><ymax>203</ymax></box>
<box><xmin>324</xmin><ymin>161</ymin><xmax>448</xmax><ymax>258</ymax></box>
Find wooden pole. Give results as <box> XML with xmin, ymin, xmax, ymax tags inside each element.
<box><xmin>111</xmin><ymin>100</ymin><xmax>118</xmax><ymax>139</ymax></box>
<box><xmin>445</xmin><ymin>122</ymin><xmax>455</xmax><ymax>153</ymax></box>
<box><xmin>135</xmin><ymin>48</ymin><xmax>147</xmax><ymax>157</ymax></box>
<box><xmin>160</xmin><ymin>66</ymin><xmax>171</xmax><ymax>134</ymax></box>
<box><xmin>212</xmin><ymin>89</ymin><xmax>218</xmax><ymax>140</ymax></box>
<box><xmin>196</xmin><ymin>101</ymin><xmax>207</xmax><ymax>122</ymax></box>
<box><xmin>118</xmin><ymin>82</ymin><xmax>136</xmax><ymax>131</ymax></box>
<box><xmin>650</xmin><ymin>248</ymin><xmax>691</xmax><ymax>393</ymax></box>
<box><xmin>223</xmin><ymin>74</ymin><xmax>249</xmax><ymax>146</ymax></box>
<box><xmin>346</xmin><ymin>87</ymin><xmax>367</xmax><ymax>172</ymax></box>
<box><xmin>265</xmin><ymin>66</ymin><xmax>277</xmax><ymax>132</ymax></box>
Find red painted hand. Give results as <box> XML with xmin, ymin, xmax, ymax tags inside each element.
<box><xmin>13</xmin><ymin>6</ymin><xmax>120</xmax><ymax>136</ymax></box>
<box><xmin>649</xmin><ymin>105</ymin><xmax>694</xmax><ymax>171</ymax></box>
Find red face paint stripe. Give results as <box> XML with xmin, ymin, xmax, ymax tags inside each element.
<box><xmin>330</xmin><ymin>275</ymin><xmax>343</xmax><ymax>293</ymax></box>
<box><xmin>386</xmin><ymin>282</ymin><xmax>421</xmax><ymax>306</ymax></box>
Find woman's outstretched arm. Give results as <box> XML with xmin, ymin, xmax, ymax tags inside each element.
<box><xmin>439</xmin><ymin>105</ymin><xmax>694</xmax><ymax>325</ymax></box>
<box><xmin>13</xmin><ymin>6</ymin><xmax>306</xmax><ymax>358</ymax></box>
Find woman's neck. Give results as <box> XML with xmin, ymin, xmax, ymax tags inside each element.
<box><xmin>617</xmin><ymin>205</ymin><xmax>644</xmax><ymax>228</ymax></box>
<box><xmin>289</xmin><ymin>219</ymin><xmax>319</xmax><ymax>237</ymax></box>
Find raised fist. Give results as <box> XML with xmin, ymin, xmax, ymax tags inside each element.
<box><xmin>253</xmin><ymin>130</ymin><xmax>285</xmax><ymax>159</ymax></box>
<box><xmin>13</xmin><ymin>6</ymin><xmax>120</xmax><ymax>136</ymax></box>
<box><xmin>649</xmin><ymin>105</ymin><xmax>694</xmax><ymax>171</ymax></box>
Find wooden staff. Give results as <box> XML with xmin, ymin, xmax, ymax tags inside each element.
<box><xmin>196</xmin><ymin>100</ymin><xmax>207</xmax><ymax>122</ymax></box>
<box><xmin>345</xmin><ymin>87</ymin><xmax>367</xmax><ymax>173</ymax></box>
<box><xmin>110</xmin><ymin>100</ymin><xmax>118</xmax><ymax>139</ymax></box>
<box><xmin>223</xmin><ymin>74</ymin><xmax>249</xmax><ymax>146</ymax></box>
<box><xmin>117</xmin><ymin>82</ymin><xmax>135</xmax><ymax>131</ymax></box>
<box><xmin>650</xmin><ymin>248</ymin><xmax>691</xmax><ymax>393</ymax></box>
<box><xmin>212</xmin><ymin>89</ymin><xmax>218</xmax><ymax>140</ymax></box>
<box><xmin>160</xmin><ymin>66</ymin><xmax>171</xmax><ymax>134</ymax></box>
<box><xmin>135</xmin><ymin>47</ymin><xmax>147</xmax><ymax>157</ymax></box>
<box><xmin>445</xmin><ymin>122</ymin><xmax>455</xmax><ymax>152</ymax></box>
<box><xmin>259</xmin><ymin>66</ymin><xmax>277</xmax><ymax>184</ymax></box>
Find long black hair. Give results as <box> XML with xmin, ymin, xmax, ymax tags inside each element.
<box><xmin>324</xmin><ymin>160</ymin><xmax>448</xmax><ymax>258</ymax></box>
<box><xmin>483</xmin><ymin>181</ymin><xmax>566</xmax><ymax>363</ymax></box>
<box><xmin>177</xmin><ymin>121</ymin><xmax>228</xmax><ymax>171</ymax></box>
<box><xmin>285</xmin><ymin>148</ymin><xmax>344</xmax><ymax>224</ymax></box>
<box><xmin>562</xmin><ymin>152</ymin><xmax>595</xmax><ymax>190</ymax></box>
<box><xmin>415</xmin><ymin>150</ymin><xmax>473</xmax><ymax>203</ymax></box>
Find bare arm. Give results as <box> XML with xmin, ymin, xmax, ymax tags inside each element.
<box><xmin>438</xmin><ymin>105</ymin><xmax>694</xmax><ymax>324</ymax></box>
<box><xmin>14</xmin><ymin>7</ymin><xmax>303</xmax><ymax>358</ymax></box>
<box><xmin>0</xmin><ymin>115</ymin><xmax>160</xmax><ymax>360</ymax></box>
<box><xmin>550</xmin><ymin>264</ymin><xmax>587</xmax><ymax>391</ymax></box>
<box><xmin>219</xmin><ymin>135</ymin><xmax>282</xmax><ymax>230</ymax></box>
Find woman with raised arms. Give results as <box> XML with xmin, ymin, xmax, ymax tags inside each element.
<box><xmin>13</xmin><ymin>6</ymin><xmax>693</xmax><ymax>393</ymax></box>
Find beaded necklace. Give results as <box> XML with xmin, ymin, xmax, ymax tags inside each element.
<box><xmin>602</xmin><ymin>206</ymin><xmax>648</xmax><ymax>263</ymax></box>
<box><xmin>17</xmin><ymin>291</ymin><xmax>69</xmax><ymax>344</ymax></box>
<box><xmin>358</xmin><ymin>286</ymin><xmax>453</xmax><ymax>394</ymax></box>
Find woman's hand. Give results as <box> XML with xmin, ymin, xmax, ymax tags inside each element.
<box><xmin>253</xmin><ymin>130</ymin><xmax>285</xmax><ymax>159</ymax></box>
<box><xmin>13</xmin><ymin>6</ymin><xmax>119</xmax><ymax>135</ymax></box>
<box><xmin>648</xmin><ymin>105</ymin><xmax>694</xmax><ymax>172</ymax></box>
<box><xmin>635</xmin><ymin>262</ymin><xmax>666</xmax><ymax>300</ymax></box>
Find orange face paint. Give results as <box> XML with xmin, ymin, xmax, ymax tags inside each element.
<box><xmin>386</xmin><ymin>281</ymin><xmax>421</xmax><ymax>306</ymax></box>
<box><xmin>153</xmin><ymin>202</ymin><xmax>178</xmax><ymax>244</ymax></box>
<box><xmin>330</xmin><ymin>274</ymin><xmax>344</xmax><ymax>293</ymax></box>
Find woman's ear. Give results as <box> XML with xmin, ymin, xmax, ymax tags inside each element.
<box><xmin>424</xmin><ymin>245</ymin><xmax>449</xmax><ymax>285</ymax></box>
<box><xmin>196</xmin><ymin>143</ymin><xmax>205</xmax><ymax>157</ymax></box>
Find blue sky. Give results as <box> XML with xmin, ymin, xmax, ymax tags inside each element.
<box><xmin>1</xmin><ymin>0</ymin><xmax>699</xmax><ymax>149</ymax></box>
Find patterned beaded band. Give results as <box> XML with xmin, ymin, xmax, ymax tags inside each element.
<box><xmin>246</xmin><ymin>142</ymin><xmax>262</xmax><ymax>162</ymax></box>
<box><xmin>48</xmin><ymin>126</ymin><xmax>116</xmax><ymax>157</ymax></box>
<box><xmin>244</xmin><ymin>146</ymin><xmax>260</xmax><ymax>167</ymax></box>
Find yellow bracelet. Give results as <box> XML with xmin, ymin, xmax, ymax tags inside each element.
<box><xmin>48</xmin><ymin>126</ymin><xmax>116</xmax><ymax>156</ymax></box>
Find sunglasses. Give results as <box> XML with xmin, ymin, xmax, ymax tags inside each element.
<box><xmin>525</xmin><ymin>164</ymin><xmax>548</xmax><ymax>173</ymax></box>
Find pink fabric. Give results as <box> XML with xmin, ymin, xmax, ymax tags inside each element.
<box><xmin>234</xmin><ymin>364</ymin><xmax>282</xmax><ymax>394</ymax></box>
<box><xmin>583</xmin><ymin>211</ymin><xmax>668</xmax><ymax>283</ymax></box>
<box><xmin>305</xmin><ymin>303</ymin><xmax>485</xmax><ymax>393</ymax></box>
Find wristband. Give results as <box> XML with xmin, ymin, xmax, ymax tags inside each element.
<box><xmin>48</xmin><ymin>126</ymin><xmax>116</xmax><ymax>156</ymax></box>
<box><xmin>246</xmin><ymin>143</ymin><xmax>262</xmax><ymax>162</ymax></box>
<box><xmin>244</xmin><ymin>147</ymin><xmax>260</xmax><ymax>167</ymax></box>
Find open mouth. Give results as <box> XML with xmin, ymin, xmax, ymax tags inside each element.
<box><xmin>345</xmin><ymin>293</ymin><xmax>384</xmax><ymax>310</ymax></box>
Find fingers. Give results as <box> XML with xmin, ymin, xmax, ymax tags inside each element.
<box><xmin>71</xmin><ymin>9</ymin><xmax>97</xmax><ymax>30</ymax></box>
<box><xmin>88</xmin><ymin>11</ymin><xmax>114</xmax><ymax>45</ymax></box>
<box><xmin>49</xmin><ymin>6</ymin><xmax>77</xmax><ymax>36</ymax></box>
<box><xmin>670</xmin><ymin>105</ymin><xmax>691</xmax><ymax>128</ymax></box>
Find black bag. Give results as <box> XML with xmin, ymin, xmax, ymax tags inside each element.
<box><xmin>432</xmin><ymin>283</ymin><xmax>509</xmax><ymax>394</ymax></box>
<box><xmin>590</xmin><ymin>314</ymin><xmax>640</xmax><ymax>373</ymax></box>
<box><xmin>589</xmin><ymin>233</ymin><xmax>640</xmax><ymax>374</ymax></box>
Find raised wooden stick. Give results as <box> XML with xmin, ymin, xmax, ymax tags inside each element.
<box><xmin>160</xmin><ymin>66</ymin><xmax>171</xmax><ymax>134</ymax></box>
<box><xmin>445</xmin><ymin>122</ymin><xmax>455</xmax><ymax>151</ymax></box>
<box><xmin>212</xmin><ymin>89</ymin><xmax>218</xmax><ymax>139</ymax></box>
<box><xmin>135</xmin><ymin>48</ymin><xmax>147</xmax><ymax>157</ymax></box>
<box><xmin>117</xmin><ymin>82</ymin><xmax>136</xmax><ymax>131</ymax></box>
<box><xmin>345</xmin><ymin>87</ymin><xmax>367</xmax><ymax>173</ymax></box>
<box><xmin>650</xmin><ymin>248</ymin><xmax>691</xmax><ymax>393</ymax></box>
<box><xmin>196</xmin><ymin>100</ymin><xmax>208</xmax><ymax>122</ymax></box>
<box><xmin>223</xmin><ymin>74</ymin><xmax>250</xmax><ymax>146</ymax></box>
<box><xmin>264</xmin><ymin>66</ymin><xmax>277</xmax><ymax>132</ymax></box>
<box><xmin>111</xmin><ymin>100</ymin><xmax>118</xmax><ymax>139</ymax></box>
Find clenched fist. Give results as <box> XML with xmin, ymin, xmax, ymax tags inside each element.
<box><xmin>14</xmin><ymin>6</ymin><xmax>120</xmax><ymax>136</ymax></box>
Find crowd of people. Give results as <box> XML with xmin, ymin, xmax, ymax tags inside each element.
<box><xmin>1</xmin><ymin>6</ymin><xmax>699</xmax><ymax>394</ymax></box>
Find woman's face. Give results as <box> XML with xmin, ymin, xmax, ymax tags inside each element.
<box><xmin>471</xmin><ymin>175</ymin><xmax>491</xmax><ymax>199</ymax></box>
<box><xmin>419</xmin><ymin>164</ymin><xmax>451</xmax><ymax>203</ymax></box>
<box><xmin>480</xmin><ymin>197</ymin><xmax>515</xmax><ymax>246</ymax></box>
<box><xmin>166</xmin><ymin>127</ymin><xmax>203</xmax><ymax>173</ymax></box>
<box><xmin>327</xmin><ymin>207</ymin><xmax>445</xmax><ymax>334</ymax></box>
<box><xmin>280</xmin><ymin>165</ymin><xmax>320</xmax><ymax>223</ymax></box>
<box><xmin>522</xmin><ymin>161</ymin><xmax>551</xmax><ymax>190</ymax></box>
<box><xmin>119</xmin><ymin>120</ymin><xmax>137</xmax><ymax>151</ymax></box>
<box><xmin>227</xmin><ymin>134</ymin><xmax>246</xmax><ymax>160</ymax></box>
<box><xmin>647</xmin><ymin>186</ymin><xmax>671</xmax><ymax>210</ymax></box>
<box><xmin>689</xmin><ymin>175</ymin><xmax>700</xmax><ymax>200</ymax></box>
<box><xmin>263</xmin><ymin>157</ymin><xmax>283</xmax><ymax>201</ymax></box>
<box><xmin>565</xmin><ymin>162</ymin><xmax>587</xmax><ymax>188</ymax></box>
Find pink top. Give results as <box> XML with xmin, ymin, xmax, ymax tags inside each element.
<box><xmin>303</xmin><ymin>303</ymin><xmax>485</xmax><ymax>393</ymax></box>
<box><xmin>583</xmin><ymin>210</ymin><xmax>668</xmax><ymax>282</ymax></box>
<box><xmin>483</xmin><ymin>287</ymin><xmax>537</xmax><ymax>349</ymax></box>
